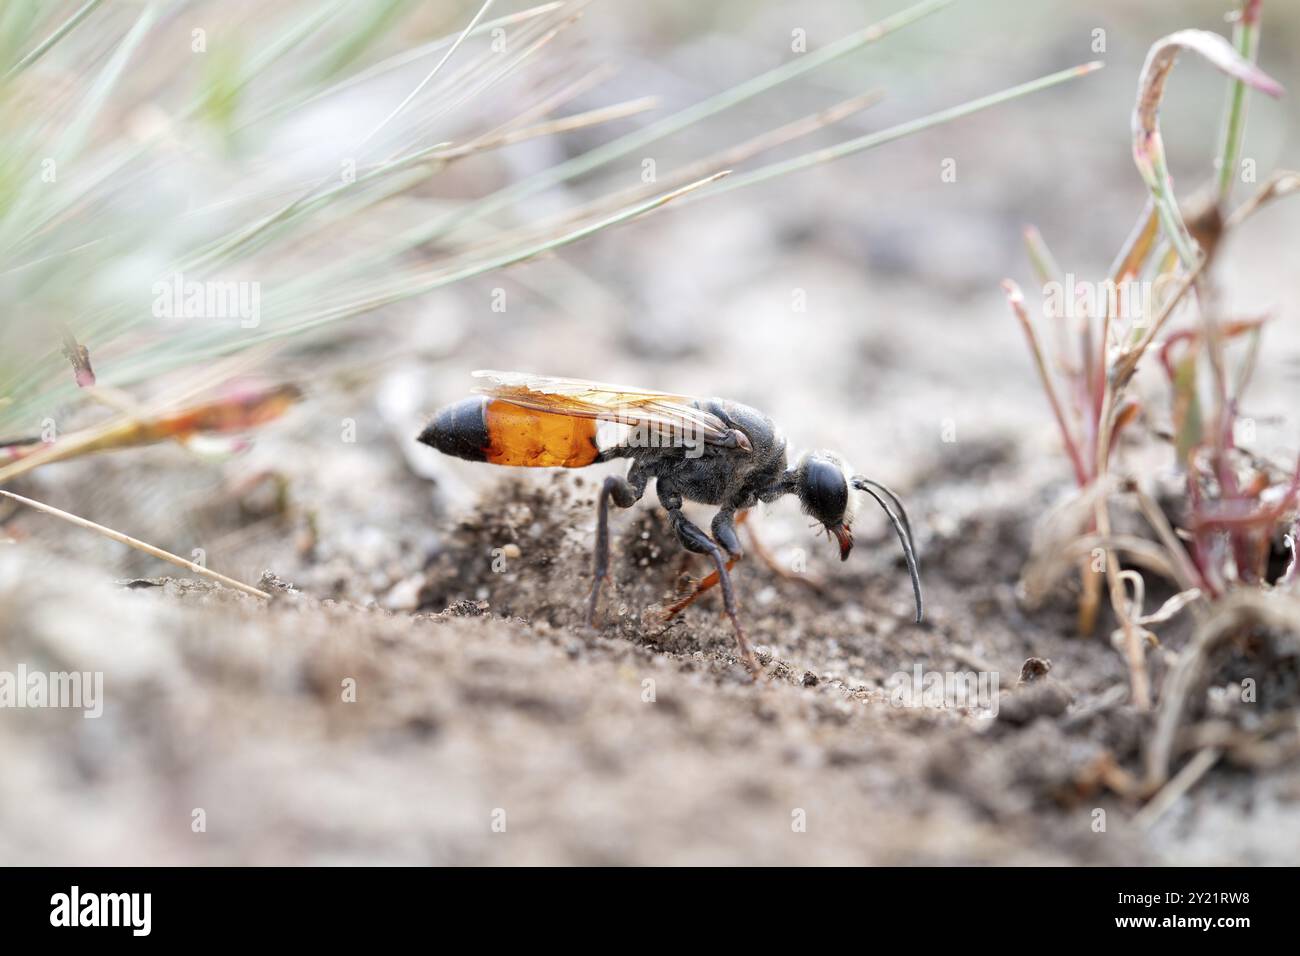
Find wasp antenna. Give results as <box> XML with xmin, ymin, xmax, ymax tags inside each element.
<box><xmin>852</xmin><ymin>477</ymin><xmax>923</xmax><ymax>624</ymax></box>
<box><xmin>853</xmin><ymin>476</ymin><xmax>915</xmax><ymax>548</ymax></box>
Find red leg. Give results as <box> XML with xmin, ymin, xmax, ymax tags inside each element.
<box><xmin>663</xmin><ymin>559</ymin><xmax>735</xmax><ymax>619</ymax></box>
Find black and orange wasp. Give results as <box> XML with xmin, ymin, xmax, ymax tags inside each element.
<box><xmin>420</xmin><ymin>371</ymin><xmax>922</xmax><ymax>676</ymax></box>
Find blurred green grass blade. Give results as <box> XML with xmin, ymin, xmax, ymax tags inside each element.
<box><xmin>192</xmin><ymin>95</ymin><xmax>658</xmax><ymax>275</ymax></box>
<box><xmin>8</xmin><ymin>169</ymin><xmax>731</xmax><ymax>409</ymax></box>
<box><xmin>390</xmin><ymin>0</ymin><xmax>957</xmax><ymax>252</ymax></box>
<box><xmin>8</xmin><ymin>0</ymin><xmax>350</xmax><ymax>255</ymax></box>
<box><xmin>181</xmin><ymin>0</ymin><xmax>351</xmax><ymax>119</ymax></box>
<box><xmin>1216</xmin><ymin>0</ymin><xmax>1263</xmax><ymax>204</ymax></box>
<box><xmin>184</xmin><ymin>0</ymin><xmax>566</xmax><ymax>274</ymax></box>
<box><xmin>1</xmin><ymin>0</ymin><xmax>103</xmax><ymax>83</ymax></box>
<box><xmin>44</xmin><ymin>1</ymin><xmax>157</xmax><ymax>158</ymax></box>
<box><xmin>5</xmin><ymin>0</ymin><xmax>1086</xmax><ymax>445</ymax></box>
<box><xmin>314</xmin><ymin>0</ymin><xmax>414</xmax><ymax>81</ymax></box>
<box><xmin>127</xmin><ymin>172</ymin><xmax>733</xmax><ymax>360</ymax></box>
<box><xmin>240</xmin><ymin>2</ymin><xmax>565</xmax><ymax>131</ymax></box>
<box><xmin>357</xmin><ymin>0</ymin><xmax>496</xmax><ymax>151</ymax></box>
<box><xmin>1022</xmin><ymin>225</ymin><xmax>1064</xmax><ymax>285</ymax></box>
<box><xmin>690</xmin><ymin>61</ymin><xmax>1104</xmax><ymax>201</ymax></box>
<box><xmin>0</xmin><ymin>3</ymin><xmax>157</xmax><ymax>252</ymax></box>
<box><xmin>198</xmin><ymin>37</ymin><xmax>244</xmax><ymax>139</ymax></box>
<box><xmin>0</xmin><ymin>1</ymin><xmax>42</xmax><ymax>72</ymax></box>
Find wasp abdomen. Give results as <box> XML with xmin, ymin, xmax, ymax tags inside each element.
<box><xmin>419</xmin><ymin>396</ymin><xmax>492</xmax><ymax>461</ymax></box>
<box><xmin>419</xmin><ymin>397</ymin><xmax>599</xmax><ymax>468</ymax></box>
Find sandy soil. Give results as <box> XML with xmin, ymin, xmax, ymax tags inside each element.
<box><xmin>3</xmin><ymin>0</ymin><xmax>1300</xmax><ymax>865</ymax></box>
<box><xmin>4</xmin><ymin>408</ymin><xmax>1298</xmax><ymax>865</ymax></box>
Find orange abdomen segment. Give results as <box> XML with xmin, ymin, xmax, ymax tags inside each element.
<box><xmin>484</xmin><ymin>399</ymin><xmax>599</xmax><ymax>468</ymax></box>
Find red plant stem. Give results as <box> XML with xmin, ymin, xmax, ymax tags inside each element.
<box><xmin>1192</xmin><ymin>453</ymin><xmax>1300</xmax><ymax>532</ymax></box>
<box><xmin>1158</xmin><ymin>330</ymin><xmax>1197</xmax><ymax>377</ymax></box>
<box><xmin>1</xmin><ymin>443</ymin><xmax>38</xmax><ymax>463</ymax></box>
<box><xmin>1079</xmin><ymin>312</ymin><xmax>1096</xmax><ymax>439</ymax></box>
<box><xmin>1217</xmin><ymin>399</ymin><xmax>1259</xmax><ymax>580</ymax></box>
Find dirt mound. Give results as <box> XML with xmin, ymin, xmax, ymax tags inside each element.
<box><xmin>14</xmin><ymin>458</ymin><xmax>1294</xmax><ymax>864</ymax></box>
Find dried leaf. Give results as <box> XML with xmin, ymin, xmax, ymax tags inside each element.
<box><xmin>1133</xmin><ymin>29</ymin><xmax>1284</xmax><ymax>266</ymax></box>
<box><xmin>1134</xmin><ymin>29</ymin><xmax>1283</xmax><ymax>142</ymax></box>
<box><xmin>1139</xmin><ymin>587</ymin><xmax>1203</xmax><ymax>626</ymax></box>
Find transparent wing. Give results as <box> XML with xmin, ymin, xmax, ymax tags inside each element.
<box><xmin>471</xmin><ymin>370</ymin><xmax>732</xmax><ymax>446</ymax></box>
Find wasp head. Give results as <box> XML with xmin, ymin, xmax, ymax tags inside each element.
<box><xmin>794</xmin><ymin>451</ymin><xmax>854</xmax><ymax>560</ymax></box>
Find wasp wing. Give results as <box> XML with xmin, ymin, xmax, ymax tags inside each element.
<box><xmin>471</xmin><ymin>370</ymin><xmax>732</xmax><ymax>447</ymax></box>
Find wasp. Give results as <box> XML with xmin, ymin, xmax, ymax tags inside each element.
<box><xmin>419</xmin><ymin>371</ymin><xmax>922</xmax><ymax>675</ymax></box>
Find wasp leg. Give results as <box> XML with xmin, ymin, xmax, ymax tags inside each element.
<box><xmin>663</xmin><ymin>559</ymin><xmax>735</xmax><ymax>620</ymax></box>
<box><xmin>711</xmin><ymin>508</ymin><xmax>744</xmax><ymax>560</ymax></box>
<box><xmin>663</xmin><ymin>508</ymin><xmax>743</xmax><ymax>620</ymax></box>
<box><xmin>585</xmin><ymin>469</ymin><xmax>646</xmax><ymax>628</ymax></box>
<box><xmin>659</xmin><ymin>490</ymin><xmax>760</xmax><ymax>677</ymax></box>
<box><xmin>737</xmin><ymin>509</ymin><xmax>828</xmax><ymax>595</ymax></box>
<box><xmin>666</xmin><ymin>508</ymin><xmax>827</xmax><ymax>617</ymax></box>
